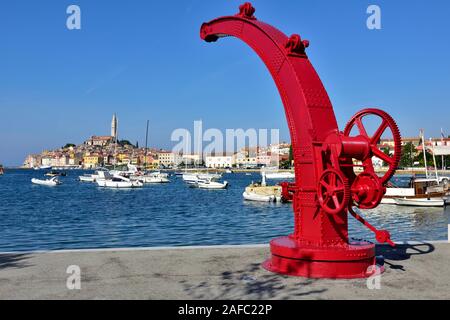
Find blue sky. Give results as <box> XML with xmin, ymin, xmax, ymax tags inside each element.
<box><xmin>1</xmin><ymin>0</ymin><xmax>449</xmax><ymax>166</ymax></box>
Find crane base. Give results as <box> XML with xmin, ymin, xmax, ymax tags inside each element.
<box><xmin>262</xmin><ymin>236</ymin><xmax>380</xmax><ymax>279</ymax></box>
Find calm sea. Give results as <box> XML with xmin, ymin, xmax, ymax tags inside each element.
<box><xmin>0</xmin><ymin>169</ymin><xmax>448</xmax><ymax>252</ymax></box>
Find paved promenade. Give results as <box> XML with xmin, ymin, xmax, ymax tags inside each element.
<box><xmin>1</xmin><ymin>242</ymin><xmax>449</xmax><ymax>299</ymax></box>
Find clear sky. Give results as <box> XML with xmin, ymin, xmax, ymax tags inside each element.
<box><xmin>1</xmin><ymin>0</ymin><xmax>449</xmax><ymax>166</ymax></box>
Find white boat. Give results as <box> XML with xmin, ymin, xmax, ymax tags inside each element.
<box><xmin>138</xmin><ymin>172</ymin><xmax>170</xmax><ymax>184</ymax></box>
<box><xmin>393</xmin><ymin>197</ymin><xmax>446</xmax><ymax>207</ymax></box>
<box><xmin>79</xmin><ymin>174</ymin><xmax>95</xmax><ymax>182</ymax></box>
<box><xmin>34</xmin><ymin>165</ymin><xmax>51</xmax><ymax>170</ymax></box>
<box><xmin>195</xmin><ymin>179</ymin><xmax>228</xmax><ymax>189</ymax></box>
<box><xmin>78</xmin><ymin>170</ymin><xmax>109</xmax><ymax>182</ymax></box>
<box><xmin>31</xmin><ymin>177</ymin><xmax>61</xmax><ymax>186</ymax></box>
<box><xmin>225</xmin><ymin>169</ymin><xmax>233</xmax><ymax>174</ymax></box>
<box><xmin>383</xmin><ymin>176</ymin><xmax>448</xmax><ymax>205</ymax></box>
<box><xmin>264</xmin><ymin>171</ymin><xmax>295</xmax><ymax>179</ymax></box>
<box><xmin>242</xmin><ymin>172</ymin><xmax>282</xmax><ymax>202</ymax></box>
<box><xmin>243</xmin><ymin>191</ymin><xmax>275</xmax><ymax>202</ymax></box>
<box><xmin>96</xmin><ymin>174</ymin><xmax>143</xmax><ymax>188</ymax></box>
<box><xmin>182</xmin><ymin>172</ymin><xmax>221</xmax><ymax>184</ymax></box>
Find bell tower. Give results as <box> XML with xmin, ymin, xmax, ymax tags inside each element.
<box><xmin>111</xmin><ymin>113</ymin><xmax>118</xmax><ymax>142</ymax></box>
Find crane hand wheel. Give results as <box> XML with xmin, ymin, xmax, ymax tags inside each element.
<box><xmin>343</xmin><ymin>108</ymin><xmax>402</xmax><ymax>185</ymax></box>
<box><xmin>317</xmin><ymin>169</ymin><xmax>350</xmax><ymax>215</ymax></box>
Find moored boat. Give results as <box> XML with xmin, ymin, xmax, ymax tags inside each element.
<box><xmin>194</xmin><ymin>178</ymin><xmax>228</xmax><ymax>189</ymax></box>
<box><xmin>31</xmin><ymin>177</ymin><xmax>61</xmax><ymax>186</ymax></box>
<box><xmin>45</xmin><ymin>170</ymin><xmax>66</xmax><ymax>177</ymax></box>
<box><xmin>242</xmin><ymin>172</ymin><xmax>283</xmax><ymax>202</ymax></box>
<box><xmin>243</xmin><ymin>191</ymin><xmax>276</xmax><ymax>202</ymax></box>
<box><xmin>96</xmin><ymin>174</ymin><xmax>143</xmax><ymax>188</ymax></box>
<box><xmin>393</xmin><ymin>197</ymin><xmax>447</xmax><ymax>207</ymax></box>
<box><xmin>136</xmin><ymin>172</ymin><xmax>170</xmax><ymax>184</ymax></box>
<box><xmin>382</xmin><ymin>176</ymin><xmax>448</xmax><ymax>205</ymax></box>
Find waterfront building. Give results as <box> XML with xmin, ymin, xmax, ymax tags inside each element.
<box><xmin>83</xmin><ymin>153</ymin><xmax>104</xmax><ymax>169</ymax></box>
<box><xmin>182</xmin><ymin>154</ymin><xmax>201</xmax><ymax>165</ymax></box>
<box><xmin>256</xmin><ymin>153</ymin><xmax>272</xmax><ymax>167</ymax></box>
<box><xmin>68</xmin><ymin>152</ymin><xmax>83</xmax><ymax>166</ymax></box>
<box><xmin>157</xmin><ymin>152</ymin><xmax>182</xmax><ymax>168</ymax></box>
<box><xmin>23</xmin><ymin>154</ymin><xmax>42</xmax><ymax>168</ymax></box>
<box><xmin>116</xmin><ymin>152</ymin><xmax>131</xmax><ymax>164</ymax></box>
<box><xmin>41</xmin><ymin>156</ymin><xmax>53</xmax><ymax>167</ymax></box>
<box><xmin>205</xmin><ymin>154</ymin><xmax>236</xmax><ymax>168</ymax></box>
<box><xmin>235</xmin><ymin>155</ymin><xmax>257</xmax><ymax>168</ymax></box>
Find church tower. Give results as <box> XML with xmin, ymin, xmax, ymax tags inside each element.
<box><xmin>111</xmin><ymin>113</ymin><xmax>118</xmax><ymax>142</ymax></box>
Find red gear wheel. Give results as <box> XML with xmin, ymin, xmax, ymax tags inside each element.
<box><xmin>317</xmin><ymin>169</ymin><xmax>350</xmax><ymax>215</ymax></box>
<box><xmin>343</xmin><ymin>108</ymin><xmax>401</xmax><ymax>185</ymax></box>
<box><xmin>351</xmin><ymin>172</ymin><xmax>385</xmax><ymax>209</ymax></box>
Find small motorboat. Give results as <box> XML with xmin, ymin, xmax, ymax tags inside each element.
<box><xmin>393</xmin><ymin>197</ymin><xmax>447</xmax><ymax>207</ymax></box>
<box><xmin>264</xmin><ymin>171</ymin><xmax>295</xmax><ymax>179</ymax></box>
<box><xmin>242</xmin><ymin>172</ymin><xmax>282</xmax><ymax>202</ymax></box>
<box><xmin>31</xmin><ymin>177</ymin><xmax>61</xmax><ymax>186</ymax></box>
<box><xmin>45</xmin><ymin>170</ymin><xmax>66</xmax><ymax>177</ymax></box>
<box><xmin>139</xmin><ymin>172</ymin><xmax>170</xmax><ymax>184</ymax></box>
<box><xmin>79</xmin><ymin>174</ymin><xmax>95</xmax><ymax>182</ymax></box>
<box><xmin>96</xmin><ymin>174</ymin><xmax>143</xmax><ymax>188</ymax></box>
<box><xmin>243</xmin><ymin>191</ymin><xmax>276</xmax><ymax>202</ymax></box>
<box><xmin>182</xmin><ymin>172</ymin><xmax>222</xmax><ymax>184</ymax></box>
<box><xmin>0</xmin><ymin>165</ymin><xmax>4</xmax><ymax>175</ymax></box>
<box><xmin>192</xmin><ymin>178</ymin><xmax>228</xmax><ymax>189</ymax></box>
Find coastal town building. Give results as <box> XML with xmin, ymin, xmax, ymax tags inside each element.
<box><xmin>83</xmin><ymin>153</ymin><xmax>104</xmax><ymax>169</ymax></box>
<box><xmin>85</xmin><ymin>136</ymin><xmax>114</xmax><ymax>147</ymax></box>
<box><xmin>182</xmin><ymin>154</ymin><xmax>202</xmax><ymax>165</ymax></box>
<box><xmin>205</xmin><ymin>154</ymin><xmax>235</xmax><ymax>168</ymax></box>
<box><xmin>157</xmin><ymin>151</ymin><xmax>182</xmax><ymax>168</ymax></box>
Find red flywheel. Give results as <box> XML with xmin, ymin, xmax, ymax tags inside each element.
<box><xmin>343</xmin><ymin>108</ymin><xmax>401</xmax><ymax>185</ymax></box>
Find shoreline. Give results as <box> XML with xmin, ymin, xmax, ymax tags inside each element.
<box><xmin>1</xmin><ymin>240</ymin><xmax>448</xmax><ymax>255</ymax></box>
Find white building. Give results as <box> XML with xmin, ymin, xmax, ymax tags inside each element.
<box><xmin>205</xmin><ymin>155</ymin><xmax>235</xmax><ymax>168</ymax></box>
<box><xmin>182</xmin><ymin>154</ymin><xmax>201</xmax><ymax>165</ymax></box>
<box><xmin>157</xmin><ymin>152</ymin><xmax>182</xmax><ymax>167</ymax></box>
<box><xmin>235</xmin><ymin>152</ymin><xmax>257</xmax><ymax>168</ymax></box>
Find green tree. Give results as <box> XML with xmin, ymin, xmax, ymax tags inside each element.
<box><xmin>399</xmin><ymin>142</ymin><xmax>415</xmax><ymax>168</ymax></box>
<box><xmin>381</xmin><ymin>147</ymin><xmax>390</xmax><ymax>167</ymax></box>
<box><xmin>118</xmin><ymin>140</ymin><xmax>133</xmax><ymax>147</ymax></box>
<box><xmin>63</xmin><ymin>143</ymin><xmax>76</xmax><ymax>149</ymax></box>
<box><xmin>414</xmin><ymin>150</ymin><xmax>434</xmax><ymax>167</ymax></box>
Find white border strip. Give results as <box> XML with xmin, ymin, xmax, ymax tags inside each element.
<box><xmin>0</xmin><ymin>241</ymin><xmax>449</xmax><ymax>255</ymax></box>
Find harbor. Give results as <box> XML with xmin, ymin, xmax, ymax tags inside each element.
<box><xmin>1</xmin><ymin>242</ymin><xmax>449</xmax><ymax>299</ymax></box>
<box><xmin>0</xmin><ymin>169</ymin><xmax>449</xmax><ymax>252</ymax></box>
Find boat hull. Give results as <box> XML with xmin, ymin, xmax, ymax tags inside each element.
<box><xmin>31</xmin><ymin>178</ymin><xmax>60</xmax><ymax>186</ymax></box>
<box><xmin>393</xmin><ymin>197</ymin><xmax>446</xmax><ymax>207</ymax></box>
